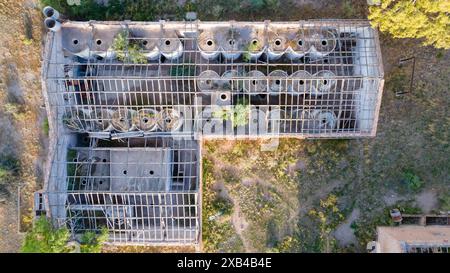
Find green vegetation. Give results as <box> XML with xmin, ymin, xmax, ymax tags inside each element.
<box><xmin>307</xmin><ymin>194</ymin><xmax>345</xmax><ymax>253</ymax></box>
<box><xmin>42</xmin><ymin>117</ymin><xmax>49</xmax><ymax>136</ymax></box>
<box><xmin>40</xmin><ymin>0</ymin><xmax>183</xmax><ymax>21</ymax></box>
<box><xmin>213</xmin><ymin>98</ymin><xmax>251</xmax><ymax>128</ymax></box>
<box><xmin>21</xmin><ymin>217</ymin><xmax>71</xmax><ymax>253</ymax></box>
<box><xmin>202</xmin><ymin>158</ymin><xmax>237</xmax><ymax>252</ymax></box>
<box><xmin>369</xmin><ymin>0</ymin><xmax>450</xmax><ymax>49</ymax></box>
<box><xmin>21</xmin><ymin>217</ymin><xmax>109</xmax><ymax>253</ymax></box>
<box><xmin>80</xmin><ymin>228</ymin><xmax>109</xmax><ymax>253</ymax></box>
<box><xmin>402</xmin><ymin>170</ymin><xmax>423</xmax><ymax>192</ymax></box>
<box><xmin>352</xmin><ymin>201</ymin><xmax>421</xmax><ymax>247</ymax></box>
<box><xmin>438</xmin><ymin>191</ymin><xmax>450</xmax><ymax>211</ymax></box>
<box><xmin>0</xmin><ymin>155</ymin><xmax>20</xmax><ymax>197</ymax></box>
<box><xmin>242</xmin><ymin>41</ymin><xmax>261</xmax><ymax>62</ymax></box>
<box><xmin>170</xmin><ymin>65</ymin><xmax>196</xmax><ymax>76</ymax></box>
<box><xmin>3</xmin><ymin>103</ymin><xmax>28</xmax><ymax>121</ymax></box>
<box><xmin>111</xmin><ymin>29</ymin><xmax>147</xmax><ymax>64</ymax></box>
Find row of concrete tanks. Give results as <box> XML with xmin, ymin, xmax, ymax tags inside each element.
<box><xmin>58</xmin><ymin>22</ymin><xmax>337</xmax><ymax>63</ymax></box>
<box><xmin>196</xmin><ymin>106</ymin><xmax>339</xmax><ymax>135</ymax></box>
<box><xmin>196</xmin><ymin>69</ymin><xmax>337</xmax><ymax>95</ymax></box>
<box><xmin>61</xmin><ymin>24</ymin><xmax>184</xmax><ymax>61</ymax></box>
<box><xmin>198</xmin><ymin>27</ymin><xmax>338</xmax><ymax>61</ymax></box>
<box><xmin>62</xmin><ymin>108</ymin><xmax>184</xmax><ymax>133</ymax></box>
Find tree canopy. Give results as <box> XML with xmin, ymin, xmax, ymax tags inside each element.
<box><xmin>368</xmin><ymin>0</ymin><xmax>450</xmax><ymax>49</ymax></box>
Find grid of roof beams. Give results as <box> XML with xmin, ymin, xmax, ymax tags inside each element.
<box><xmin>40</xmin><ymin>19</ymin><xmax>383</xmax><ymax>245</ymax></box>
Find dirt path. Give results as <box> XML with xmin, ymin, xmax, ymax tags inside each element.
<box><xmin>0</xmin><ymin>0</ymin><xmax>44</xmax><ymax>252</ymax></box>
<box><xmin>230</xmin><ymin>199</ymin><xmax>251</xmax><ymax>252</ymax></box>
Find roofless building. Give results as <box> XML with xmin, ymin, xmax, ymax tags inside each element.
<box><xmin>37</xmin><ymin>9</ymin><xmax>384</xmax><ymax>245</ymax></box>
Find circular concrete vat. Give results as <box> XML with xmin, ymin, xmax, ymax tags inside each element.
<box><xmin>313</xmin><ymin>70</ymin><xmax>337</xmax><ymax>95</ymax></box>
<box><xmin>159</xmin><ymin>32</ymin><xmax>183</xmax><ymax>60</ymax></box>
<box><xmin>133</xmin><ymin>109</ymin><xmax>158</xmax><ymax>132</ymax></box>
<box><xmin>93</xmin><ymin>109</ymin><xmax>113</xmax><ymax>131</ymax></box>
<box><xmin>111</xmin><ymin>108</ymin><xmax>135</xmax><ymax>132</ymax></box>
<box><xmin>286</xmin><ymin>31</ymin><xmax>308</xmax><ymax>60</ymax></box>
<box><xmin>267</xmin><ymin>31</ymin><xmax>288</xmax><ymax>61</ymax></box>
<box><xmin>198</xmin><ymin>30</ymin><xmax>220</xmax><ymax>60</ymax></box>
<box><xmin>311</xmin><ymin>109</ymin><xmax>337</xmax><ymax>130</ymax></box>
<box><xmin>309</xmin><ymin>29</ymin><xmax>337</xmax><ymax>59</ymax></box>
<box><xmin>268</xmin><ymin>70</ymin><xmax>288</xmax><ymax>94</ymax></box>
<box><xmin>61</xmin><ymin>25</ymin><xmax>92</xmax><ymax>59</ymax></box>
<box><xmin>157</xmin><ymin>108</ymin><xmax>184</xmax><ymax>132</ymax></box>
<box><xmin>267</xmin><ymin>108</ymin><xmax>287</xmax><ymax>133</ymax></box>
<box><xmin>290</xmin><ymin>70</ymin><xmax>314</xmax><ymax>94</ymax></box>
<box><xmin>219</xmin><ymin>28</ymin><xmax>245</xmax><ymax>61</ymax></box>
<box><xmin>243</xmin><ymin>70</ymin><xmax>266</xmax><ymax>93</ymax></box>
<box><xmin>197</xmin><ymin>70</ymin><xmax>221</xmax><ymax>93</ymax></box>
<box><xmin>221</xmin><ymin>69</ymin><xmax>242</xmax><ymax>91</ymax></box>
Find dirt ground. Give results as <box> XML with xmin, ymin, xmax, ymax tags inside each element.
<box><xmin>0</xmin><ymin>0</ymin><xmax>45</xmax><ymax>252</ymax></box>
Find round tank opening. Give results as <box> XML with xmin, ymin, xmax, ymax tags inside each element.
<box><xmin>99</xmin><ymin>180</ymin><xmax>103</xmax><ymax>185</ymax></box>
<box><xmin>228</xmin><ymin>39</ymin><xmax>235</xmax><ymax>46</ymax></box>
<box><xmin>298</xmin><ymin>40</ymin><xmax>303</xmax><ymax>46</ymax></box>
<box><xmin>321</xmin><ymin>40</ymin><xmax>328</xmax><ymax>46</ymax></box>
<box><xmin>252</xmin><ymin>80</ymin><xmax>256</xmax><ymax>85</ymax></box>
<box><xmin>220</xmin><ymin>93</ymin><xmax>227</xmax><ymax>101</ymax></box>
<box><xmin>143</xmin><ymin>117</ymin><xmax>149</xmax><ymax>123</ymax></box>
<box><xmin>81</xmin><ymin>180</ymin><xmax>87</xmax><ymax>186</ymax></box>
<box><xmin>275</xmin><ymin>79</ymin><xmax>281</xmax><ymax>85</ymax></box>
<box><xmin>206</xmin><ymin>40</ymin><xmax>213</xmax><ymax>46</ymax></box>
<box><xmin>165</xmin><ymin>118</ymin><xmax>172</xmax><ymax>123</ymax></box>
<box><xmin>102</xmin><ymin>159</ymin><xmax>107</xmax><ymax>163</ymax></box>
<box><xmin>72</xmin><ymin>39</ymin><xmax>78</xmax><ymax>45</ymax></box>
<box><xmin>73</xmin><ymin>158</ymin><xmax>77</xmax><ymax>162</ymax></box>
<box><xmin>96</xmin><ymin>39</ymin><xmax>102</xmax><ymax>45</ymax></box>
<box><xmin>45</xmin><ymin>19</ymin><xmax>56</xmax><ymax>28</ymax></box>
<box><xmin>252</xmin><ymin>39</ymin><xmax>258</xmax><ymax>45</ymax></box>
<box><xmin>299</xmin><ymin>80</ymin><xmax>305</xmax><ymax>85</ymax></box>
<box><xmin>206</xmin><ymin>118</ymin><xmax>211</xmax><ymax>122</ymax></box>
<box><xmin>142</xmin><ymin>40</ymin><xmax>148</xmax><ymax>46</ymax></box>
<box><xmin>323</xmin><ymin>79</ymin><xmax>328</xmax><ymax>85</ymax></box>
<box><xmin>149</xmin><ymin>170</ymin><xmax>154</xmax><ymax>175</ymax></box>
<box><xmin>123</xmin><ymin>170</ymin><xmax>127</xmax><ymax>175</ymax></box>
<box><xmin>119</xmin><ymin>118</ymin><xmax>124</xmax><ymax>122</ymax></box>
<box><xmin>165</xmin><ymin>40</ymin><xmax>171</xmax><ymax>46</ymax></box>
<box><xmin>275</xmin><ymin>39</ymin><xmax>281</xmax><ymax>46</ymax></box>
<box><xmin>46</xmin><ymin>8</ymin><xmax>54</xmax><ymax>17</ymax></box>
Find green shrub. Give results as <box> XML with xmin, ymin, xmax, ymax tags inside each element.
<box><xmin>21</xmin><ymin>217</ymin><xmax>109</xmax><ymax>253</ymax></box>
<box><xmin>213</xmin><ymin>98</ymin><xmax>250</xmax><ymax>128</ymax></box>
<box><xmin>80</xmin><ymin>228</ymin><xmax>109</xmax><ymax>253</ymax></box>
<box><xmin>21</xmin><ymin>217</ymin><xmax>71</xmax><ymax>253</ymax></box>
<box><xmin>402</xmin><ymin>170</ymin><xmax>423</xmax><ymax>191</ymax></box>
<box><xmin>111</xmin><ymin>29</ymin><xmax>147</xmax><ymax>64</ymax></box>
<box><xmin>212</xmin><ymin>197</ymin><xmax>233</xmax><ymax>216</ymax></box>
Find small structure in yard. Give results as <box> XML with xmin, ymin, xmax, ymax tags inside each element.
<box><xmin>371</xmin><ymin>226</ymin><xmax>450</xmax><ymax>253</ymax></box>
<box><xmin>38</xmin><ymin>7</ymin><xmax>384</xmax><ymax>246</ymax></box>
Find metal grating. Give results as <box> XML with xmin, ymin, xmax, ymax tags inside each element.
<box><xmin>44</xmin><ymin>20</ymin><xmax>384</xmax><ymax>139</ymax></box>
<box><xmin>40</xmin><ymin>19</ymin><xmax>383</xmax><ymax>245</ymax></box>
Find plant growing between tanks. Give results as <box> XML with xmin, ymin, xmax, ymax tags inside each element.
<box><xmin>213</xmin><ymin>98</ymin><xmax>251</xmax><ymax>127</ymax></box>
<box><xmin>111</xmin><ymin>29</ymin><xmax>147</xmax><ymax>64</ymax></box>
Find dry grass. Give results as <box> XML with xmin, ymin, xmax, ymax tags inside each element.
<box><xmin>0</xmin><ymin>0</ymin><xmax>44</xmax><ymax>252</ymax></box>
